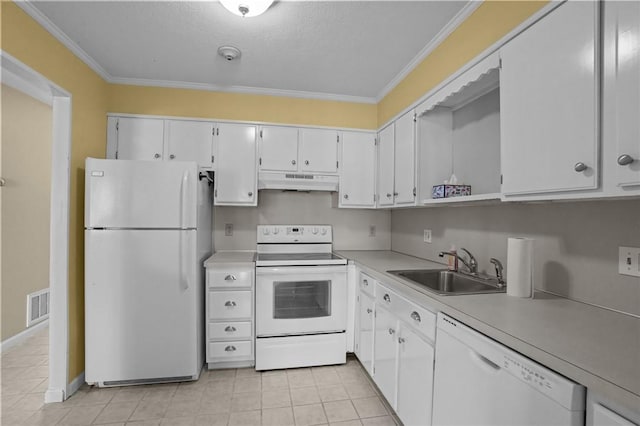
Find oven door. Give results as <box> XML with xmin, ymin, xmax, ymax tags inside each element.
<box><xmin>256</xmin><ymin>265</ymin><xmax>347</xmax><ymax>337</ymax></box>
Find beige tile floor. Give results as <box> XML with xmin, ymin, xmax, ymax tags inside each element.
<box><xmin>1</xmin><ymin>327</ymin><xmax>399</xmax><ymax>426</ymax></box>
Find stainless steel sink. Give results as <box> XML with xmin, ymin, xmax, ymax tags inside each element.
<box><xmin>387</xmin><ymin>269</ymin><xmax>506</xmax><ymax>296</ymax></box>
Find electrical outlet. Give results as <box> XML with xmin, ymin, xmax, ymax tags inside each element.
<box><xmin>423</xmin><ymin>229</ymin><xmax>432</xmax><ymax>243</ymax></box>
<box><xmin>225</xmin><ymin>223</ymin><xmax>233</xmax><ymax>236</ymax></box>
<box><xmin>619</xmin><ymin>246</ymin><xmax>640</xmax><ymax>277</ymax></box>
<box><xmin>369</xmin><ymin>225</ymin><xmax>376</xmax><ymax>237</ymax></box>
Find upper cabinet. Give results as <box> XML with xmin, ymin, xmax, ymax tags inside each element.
<box><xmin>214</xmin><ymin>123</ymin><xmax>258</xmax><ymax>206</ymax></box>
<box><xmin>165</xmin><ymin>120</ymin><xmax>214</xmax><ymax>169</ymax></box>
<box><xmin>500</xmin><ymin>0</ymin><xmax>599</xmax><ymax>196</ymax></box>
<box><xmin>377</xmin><ymin>110</ymin><xmax>417</xmax><ymax>208</ymax></box>
<box><xmin>108</xmin><ymin>116</ymin><xmax>214</xmax><ymax>170</ymax></box>
<box><xmin>258</xmin><ymin>126</ymin><xmax>299</xmax><ymax>172</ymax></box>
<box><xmin>111</xmin><ymin>117</ymin><xmax>165</xmax><ymax>161</ymax></box>
<box><xmin>603</xmin><ymin>0</ymin><xmax>640</xmax><ymax>189</ymax></box>
<box><xmin>299</xmin><ymin>128</ymin><xmax>339</xmax><ymax>174</ymax></box>
<box><xmin>416</xmin><ymin>53</ymin><xmax>502</xmax><ymax>205</ymax></box>
<box><xmin>339</xmin><ymin>131</ymin><xmax>376</xmax><ymax>208</ymax></box>
<box><xmin>258</xmin><ymin>126</ymin><xmax>338</xmax><ymax>175</ymax></box>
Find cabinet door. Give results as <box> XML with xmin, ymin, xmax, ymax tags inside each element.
<box><xmin>377</xmin><ymin>125</ymin><xmax>395</xmax><ymax>207</ymax></box>
<box><xmin>397</xmin><ymin>325</ymin><xmax>435</xmax><ymax>426</ymax></box>
<box><xmin>340</xmin><ymin>131</ymin><xmax>376</xmax><ymax>207</ymax></box>
<box><xmin>373</xmin><ymin>306</ymin><xmax>398</xmax><ymax>408</ymax></box>
<box><xmin>501</xmin><ymin>0</ymin><xmax>599</xmax><ymax>195</ymax></box>
<box><xmin>394</xmin><ymin>110</ymin><xmax>416</xmax><ymax>205</ymax></box>
<box><xmin>608</xmin><ymin>1</ymin><xmax>640</xmax><ymax>187</ymax></box>
<box><xmin>166</xmin><ymin>120</ymin><xmax>214</xmax><ymax>169</ymax></box>
<box><xmin>299</xmin><ymin>128</ymin><xmax>338</xmax><ymax>173</ymax></box>
<box><xmin>356</xmin><ymin>293</ymin><xmax>375</xmax><ymax>375</ymax></box>
<box><xmin>116</xmin><ymin>117</ymin><xmax>164</xmax><ymax>161</ymax></box>
<box><xmin>259</xmin><ymin>126</ymin><xmax>299</xmax><ymax>172</ymax></box>
<box><xmin>214</xmin><ymin>123</ymin><xmax>257</xmax><ymax>206</ymax></box>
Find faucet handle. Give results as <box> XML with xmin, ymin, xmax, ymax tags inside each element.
<box><xmin>460</xmin><ymin>248</ymin><xmax>478</xmax><ymax>272</ymax></box>
<box><xmin>490</xmin><ymin>258</ymin><xmax>505</xmax><ymax>286</ymax></box>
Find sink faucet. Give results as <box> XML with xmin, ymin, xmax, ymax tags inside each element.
<box><xmin>459</xmin><ymin>248</ymin><xmax>478</xmax><ymax>274</ymax></box>
<box><xmin>490</xmin><ymin>258</ymin><xmax>505</xmax><ymax>287</ymax></box>
<box><xmin>438</xmin><ymin>250</ymin><xmax>475</xmax><ymax>274</ymax></box>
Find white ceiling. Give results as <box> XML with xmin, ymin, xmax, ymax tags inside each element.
<box><xmin>27</xmin><ymin>1</ymin><xmax>473</xmax><ymax>103</ymax></box>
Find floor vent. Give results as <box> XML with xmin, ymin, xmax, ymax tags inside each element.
<box><xmin>26</xmin><ymin>289</ymin><xmax>50</xmax><ymax>327</ymax></box>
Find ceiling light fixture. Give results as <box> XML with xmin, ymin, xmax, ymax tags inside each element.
<box><xmin>220</xmin><ymin>0</ymin><xmax>274</xmax><ymax>17</ymax></box>
<box><xmin>218</xmin><ymin>45</ymin><xmax>241</xmax><ymax>61</ymax></box>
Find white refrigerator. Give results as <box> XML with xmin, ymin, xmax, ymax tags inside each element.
<box><xmin>84</xmin><ymin>158</ymin><xmax>212</xmax><ymax>387</ymax></box>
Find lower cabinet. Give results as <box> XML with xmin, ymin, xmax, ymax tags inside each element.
<box><xmin>205</xmin><ymin>260</ymin><xmax>255</xmax><ymax>368</ymax></box>
<box><xmin>355</xmin><ymin>274</ymin><xmax>436</xmax><ymax>426</ymax></box>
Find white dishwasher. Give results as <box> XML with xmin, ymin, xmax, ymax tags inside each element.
<box><xmin>432</xmin><ymin>314</ymin><xmax>585</xmax><ymax>426</ymax></box>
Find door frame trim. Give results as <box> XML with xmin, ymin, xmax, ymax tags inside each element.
<box><xmin>1</xmin><ymin>50</ymin><xmax>72</xmax><ymax>403</ymax></box>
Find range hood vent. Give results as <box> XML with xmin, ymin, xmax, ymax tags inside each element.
<box><xmin>258</xmin><ymin>172</ymin><xmax>339</xmax><ymax>192</ymax></box>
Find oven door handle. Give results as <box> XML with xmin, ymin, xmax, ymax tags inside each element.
<box><xmin>255</xmin><ymin>265</ymin><xmax>347</xmax><ymax>276</ymax></box>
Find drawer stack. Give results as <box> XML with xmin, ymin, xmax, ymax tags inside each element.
<box><xmin>205</xmin><ymin>262</ymin><xmax>255</xmax><ymax>368</ymax></box>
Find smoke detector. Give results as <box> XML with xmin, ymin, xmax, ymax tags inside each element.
<box><xmin>218</xmin><ymin>46</ymin><xmax>241</xmax><ymax>61</ymax></box>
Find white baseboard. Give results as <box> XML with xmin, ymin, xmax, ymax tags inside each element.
<box><xmin>44</xmin><ymin>388</ymin><xmax>64</xmax><ymax>403</ymax></box>
<box><xmin>0</xmin><ymin>319</ymin><xmax>49</xmax><ymax>354</ymax></box>
<box><xmin>67</xmin><ymin>372</ymin><xmax>85</xmax><ymax>398</ymax></box>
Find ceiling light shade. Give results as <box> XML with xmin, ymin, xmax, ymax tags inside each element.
<box><xmin>220</xmin><ymin>0</ymin><xmax>274</xmax><ymax>17</ymax></box>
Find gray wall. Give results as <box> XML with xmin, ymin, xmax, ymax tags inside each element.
<box><xmin>214</xmin><ymin>190</ymin><xmax>391</xmax><ymax>251</ymax></box>
<box><xmin>391</xmin><ymin>199</ymin><xmax>640</xmax><ymax>316</ymax></box>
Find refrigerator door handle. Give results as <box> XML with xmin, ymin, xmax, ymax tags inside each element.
<box><xmin>179</xmin><ymin>170</ymin><xmax>190</xmax><ymax>290</ymax></box>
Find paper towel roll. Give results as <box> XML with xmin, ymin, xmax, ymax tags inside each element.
<box><xmin>506</xmin><ymin>238</ymin><xmax>534</xmax><ymax>298</ymax></box>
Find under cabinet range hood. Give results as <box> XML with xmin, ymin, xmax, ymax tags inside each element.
<box><xmin>258</xmin><ymin>172</ymin><xmax>339</xmax><ymax>191</ymax></box>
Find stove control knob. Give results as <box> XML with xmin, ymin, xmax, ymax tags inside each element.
<box><xmin>321</xmin><ymin>228</ymin><xmax>327</xmax><ymax>235</ymax></box>
<box><xmin>272</xmin><ymin>227</ymin><xmax>279</xmax><ymax>234</ymax></box>
<box><xmin>312</xmin><ymin>227</ymin><xmax>319</xmax><ymax>235</ymax></box>
<box><xmin>262</xmin><ymin>228</ymin><xmax>270</xmax><ymax>235</ymax></box>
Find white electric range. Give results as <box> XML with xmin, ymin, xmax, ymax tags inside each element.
<box><xmin>254</xmin><ymin>225</ymin><xmax>347</xmax><ymax>371</ymax></box>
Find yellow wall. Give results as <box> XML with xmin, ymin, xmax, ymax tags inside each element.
<box><xmin>1</xmin><ymin>85</ymin><xmax>52</xmax><ymax>341</ymax></box>
<box><xmin>378</xmin><ymin>1</ymin><xmax>549</xmax><ymax>126</ymax></box>
<box><xmin>1</xmin><ymin>1</ymin><xmax>109</xmax><ymax>380</ymax></box>
<box><xmin>107</xmin><ymin>85</ymin><xmax>377</xmax><ymax>129</ymax></box>
<box><xmin>1</xmin><ymin>0</ymin><xmax>548</xmax><ymax>384</ymax></box>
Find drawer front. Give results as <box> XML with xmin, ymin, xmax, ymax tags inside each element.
<box><xmin>208</xmin><ymin>340</ymin><xmax>252</xmax><ymax>360</ymax></box>
<box><xmin>209</xmin><ymin>321</ymin><xmax>253</xmax><ymax>340</ymax></box>
<box><xmin>395</xmin><ymin>299</ymin><xmax>436</xmax><ymax>342</ymax></box>
<box><xmin>360</xmin><ymin>273</ymin><xmax>376</xmax><ymax>297</ymax></box>
<box><xmin>209</xmin><ymin>291</ymin><xmax>252</xmax><ymax>320</ymax></box>
<box><xmin>207</xmin><ymin>267</ymin><xmax>253</xmax><ymax>289</ymax></box>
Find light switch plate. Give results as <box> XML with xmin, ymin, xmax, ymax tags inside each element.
<box><xmin>618</xmin><ymin>247</ymin><xmax>640</xmax><ymax>277</ymax></box>
<box><xmin>424</xmin><ymin>229</ymin><xmax>432</xmax><ymax>243</ymax></box>
<box><xmin>369</xmin><ymin>225</ymin><xmax>376</xmax><ymax>237</ymax></box>
<box><xmin>225</xmin><ymin>223</ymin><xmax>233</xmax><ymax>236</ymax></box>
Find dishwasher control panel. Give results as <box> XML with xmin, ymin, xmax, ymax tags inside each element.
<box><xmin>503</xmin><ymin>355</ymin><xmax>554</xmax><ymax>390</ymax></box>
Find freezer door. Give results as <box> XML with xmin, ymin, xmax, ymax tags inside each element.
<box><xmin>85</xmin><ymin>229</ymin><xmax>200</xmax><ymax>384</ymax></box>
<box><xmin>85</xmin><ymin>158</ymin><xmax>198</xmax><ymax>229</ymax></box>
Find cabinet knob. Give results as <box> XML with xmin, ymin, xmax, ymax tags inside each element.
<box><xmin>248</xmin><ymin>192</ymin><xmax>253</xmax><ymax>197</ymax></box>
<box><xmin>224</xmin><ymin>326</ymin><xmax>236</xmax><ymax>332</ymax></box>
<box><xmin>574</xmin><ymin>162</ymin><xmax>588</xmax><ymax>172</ymax></box>
<box><xmin>225</xmin><ymin>345</ymin><xmax>236</xmax><ymax>352</ymax></box>
<box><xmin>0</xmin><ymin>177</ymin><xmax>5</xmax><ymax>187</ymax></box>
<box><xmin>617</xmin><ymin>154</ymin><xmax>635</xmax><ymax>166</ymax></box>
<box><xmin>305</xmin><ymin>160</ymin><xmax>310</xmax><ymax>165</ymax></box>
<box><xmin>224</xmin><ymin>301</ymin><xmax>237</xmax><ymax>307</ymax></box>
<box><xmin>386</xmin><ymin>193</ymin><xmax>392</xmax><ymax>198</ymax></box>
<box><xmin>366</xmin><ymin>308</ymin><xmax>372</xmax><ymax>314</ymax></box>
<box><xmin>393</xmin><ymin>192</ymin><xmax>399</xmax><ymax>197</ymax></box>
<box><xmin>383</xmin><ymin>294</ymin><xmax>391</xmax><ymax>303</ymax></box>
<box><xmin>398</xmin><ymin>337</ymin><xmax>405</xmax><ymax>344</ymax></box>
<box><xmin>292</xmin><ymin>160</ymin><xmax>296</xmax><ymax>165</ymax></box>
<box><xmin>169</xmin><ymin>154</ymin><xmax>175</xmax><ymax>160</ymax></box>
<box><xmin>410</xmin><ymin>311</ymin><xmax>421</xmax><ymax>323</ymax></box>
<box><xmin>388</xmin><ymin>328</ymin><xmax>395</xmax><ymax>335</ymax></box>
<box><xmin>363</xmin><ymin>279</ymin><xmax>368</xmax><ymax>286</ymax></box>
<box><xmin>344</xmin><ymin>194</ymin><xmax>349</xmax><ymax>199</ymax></box>
<box><xmin>154</xmin><ymin>153</ymin><xmax>161</xmax><ymax>159</ymax></box>
<box><xmin>224</xmin><ymin>275</ymin><xmax>237</xmax><ymax>281</ymax></box>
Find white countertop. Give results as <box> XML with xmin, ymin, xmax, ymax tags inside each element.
<box><xmin>204</xmin><ymin>251</ymin><xmax>256</xmax><ymax>265</ymax></box>
<box><xmin>336</xmin><ymin>250</ymin><xmax>640</xmax><ymax>412</ymax></box>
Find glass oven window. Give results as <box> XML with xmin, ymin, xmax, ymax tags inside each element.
<box><xmin>273</xmin><ymin>280</ymin><xmax>331</xmax><ymax>319</ymax></box>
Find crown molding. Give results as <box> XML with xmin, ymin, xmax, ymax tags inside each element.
<box><xmin>15</xmin><ymin>1</ymin><xmax>113</xmax><ymax>82</ymax></box>
<box><xmin>375</xmin><ymin>0</ymin><xmax>482</xmax><ymax>102</ymax></box>
<box><xmin>108</xmin><ymin>77</ymin><xmax>378</xmax><ymax>104</ymax></box>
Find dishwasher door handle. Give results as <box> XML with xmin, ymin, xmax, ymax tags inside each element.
<box><xmin>469</xmin><ymin>349</ymin><xmax>501</xmax><ymax>372</ymax></box>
